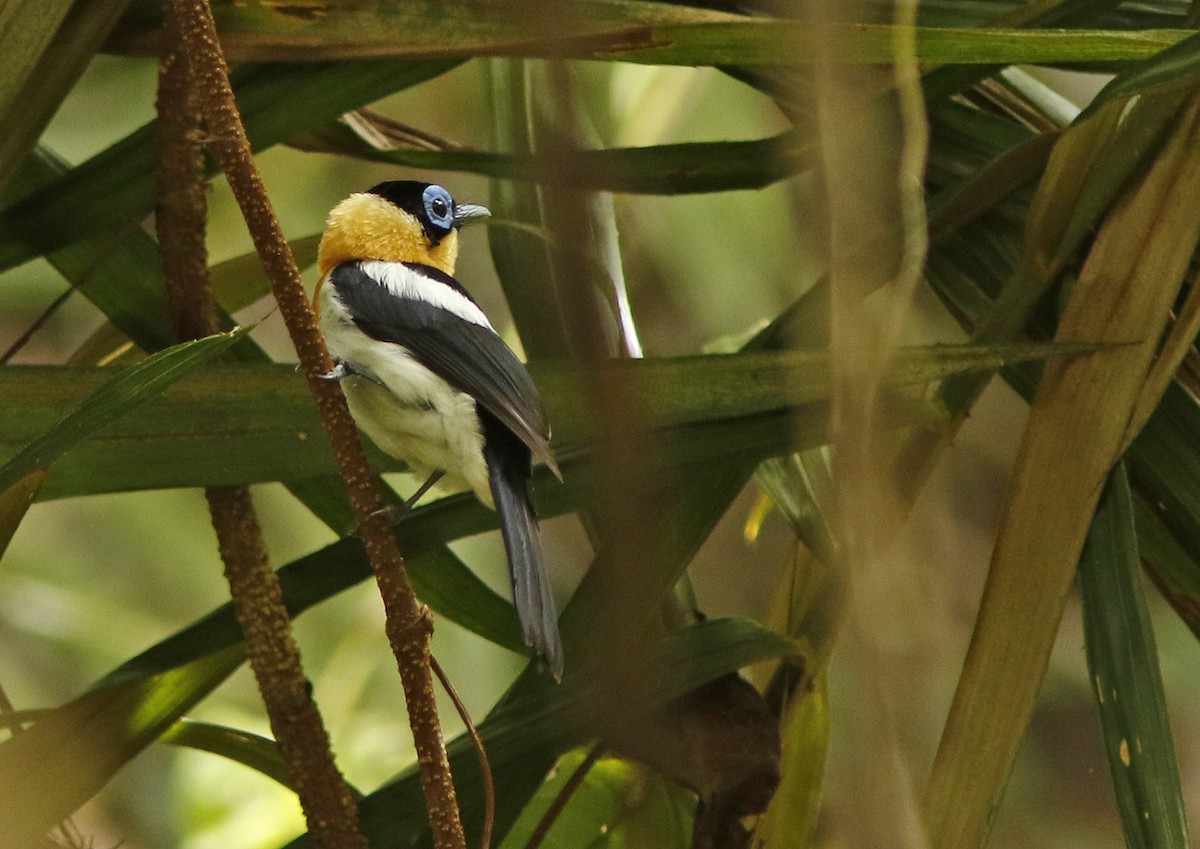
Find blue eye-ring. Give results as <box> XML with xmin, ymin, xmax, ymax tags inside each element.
<box><xmin>422</xmin><ymin>185</ymin><xmax>455</xmax><ymax>234</ymax></box>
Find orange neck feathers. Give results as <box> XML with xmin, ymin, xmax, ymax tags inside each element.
<box><xmin>317</xmin><ymin>193</ymin><xmax>460</xmax><ymax>278</ymax></box>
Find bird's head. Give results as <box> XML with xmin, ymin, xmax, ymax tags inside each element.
<box><xmin>317</xmin><ymin>181</ymin><xmax>490</xmax><ymax>278</ymax></box>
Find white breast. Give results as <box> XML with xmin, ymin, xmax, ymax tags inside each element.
<box><xmin>316</xmin><ymin>269</ymin><xmax>493</xmax><ymax>506</ymax></box>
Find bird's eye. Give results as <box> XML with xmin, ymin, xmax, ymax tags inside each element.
<box><xmin>421</xmin><ymin>185</ymin><xmax>455</xmax><ymax>234</ymax></box>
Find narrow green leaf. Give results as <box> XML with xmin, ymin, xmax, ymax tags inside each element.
<box><xmin>407</xmin><ymin>546</ymin><xmax>524</xmax><ymax>653</ymax></box>
<box><xmin>0</xmin><ymin>1</ymin><xmax>76</xmax><ymax>142</ymax></box>
<box><xmin>107</xmin><ymin>4</ymin><xmax>1193</xmax><ymax>66</ymax></box>
<box><xmin>1127</xmin><ymin>383</ymin><xmax>1200</xmax><ymax>632</ymax></box>
<box><xmin>928</xmin><ymin>131</ymin><xmax>1058</xmax><ymax>243</ymax></box>
<box><xmin>323</xmin><ymin>617</ymin><xmax>797</xmax><ymax>849</ymax></box>
<box><xmin>0</xmin><ymin>362</ymin><xmax>392</xmax><ymax>499</ymax></box>
<box><xmin>498</xmin><ymin>750</ymin><xmax>693</xmax><ymax>849</ymax></box>
<box><xmin>0</xmin><ymin>60</ymin><xmax>459</xmax><ymax>272</ymax></box>
<box><xmin>485</xmin><ymin>58</ymin><xmax>570</xmax><ymax>359</ymax></box>
<box><xmin>9</xmin><ymin>146</ymin><xmax>185</xmax><ymax>352</ymax></box>
<box><xmin>753</xmin><ymin>676</ymin><xmax>829</xmax><ymax>849</ymax></box>
<box><xmin>0</xmin><ymin>469</ymin><xmax>45</xmax><ymax>562</ymax></box>
<box><xmin>0</xmin><ymin>343</ymin><xmax>1081</xmax><ymax>499</ymax></box>
<box><xmin>939</xmin><ymin>87</ymin><xmax>1186</xmax><ymax>417</ymax></box>
<box><xmin>0</xmin><ymin>646</ymin><xmax>244</xmax><ymax>849</ymax></box>
<box><xmin>294</xmin><ymin>121</ymin><xmax>807</xmax><ymax>195</ymax></box>
<box><xmin>161</xmin><ymin>720</ymin><xmax>298</xmax><ymax>793</ymax></box>
<box><xmin>1080</xmin><ymin>463</ymin><xmax>1190</xmax><ymax>849</ymax></box>
<box><xmin>917</xmin><ymin>0</ymin><xmax>1130</xmax><ymax>101</ymax></box>
<box><xmin>210</xmin><ymin>233</ymin><xmax>322</xmax><ymax>313</ymax></box>
<box><xmin>909</xmin><ymin>25</ymin><xmax>1187</xmax><ymax>64</ymax></box>
<box><xmin>0</xmin><ymin>329</ymin><xmax>248</xmax><ymax>494</ymax></box>
<box><xmin>1084</xmin><ymin>29</ymin><xmax>1200</xmax><ymax>117</ymax></box>
<box><xmin>1133</xmin><ymin>496</ymin><xmax>1200</xmax><ymax>641</ymax></box>
<box><xmin>11</xmin><ymin>148</ymin><xmax>364</xmax><ymax>533</ymax></box>
<box><xmin>794</xmin><ymin>24</ymin><xmax>1187</xmax><ymax>66</ymax></box>
<box><xmin>75</xmin><ymin>230</ymin><xmax>325</xmax><ymax>357</ymax></box>
<box><xmin>545</xmin><ymin>342</ymin><xmax>1091</xmax><ymax>442</ymax></box>
<box><xmin>0</xmin><ymin>0</ymin><xmax>132</xmax><ymax>192</ymax></box>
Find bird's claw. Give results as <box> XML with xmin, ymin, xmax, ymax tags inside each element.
<box><xmin>370</xmin><ymin>503</ymin><xmax>408</xmax><ymax>525</ymax></box>
<box><xmin>318</xmin><ymin>361</ymin><xmax>351</xmax><ymax>381</ymax></box>
<box><xmin>369</xmin><ymin>472</ymin><xmax>446</xmax><ymax>525</ymax></box>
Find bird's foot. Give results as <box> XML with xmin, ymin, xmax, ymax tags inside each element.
<box><xmin>370</xmin><ymin>503</ymin><xmax>408</xmax><ymax>525</ymax></box>
<box><xmin>317</xmin><ymin>361</ymin><xmax>352</xmax><ymax>381</ymax></box>
<box><xmin>371</xmin><ymin>471</ymin><xmax>447</xmax><ymax>524</ymax></box>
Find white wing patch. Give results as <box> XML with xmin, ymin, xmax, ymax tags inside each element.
<box><xmin>359</xmin><ymin>260</ymin><xmax>493</xmax><ymax>330</ymax></box>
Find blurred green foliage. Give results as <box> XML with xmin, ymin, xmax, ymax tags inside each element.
<box><xmin>6</xmin><ymin>3</ymin><xmax>1200</xmax><ymax>849</ymax></box>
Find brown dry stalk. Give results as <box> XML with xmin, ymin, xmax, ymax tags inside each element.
<box><xmin>167</xmin><ymin>3</ymin><xmax>466</xmax><ymax>846</ymax></box>
<box><xmin>155</xmin><ymin>9</ymin><xmax>369</xmax><ymax>849</ymax></box>
<box><xmin>206</xmin><ymin>487</ymin><xmax>370</xmax><ymax>849</ymax></box>
<box><xmin>155</xmin><ymin>21</ymin><xmax>213</xmax><ymax>341</ymax></box>
<box><xmin>812</xmin><ymin>6</ymin><xmax>929</xmax><ymax>848</ymax></box>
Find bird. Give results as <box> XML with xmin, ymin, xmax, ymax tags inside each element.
<box><xmin>314</xmin><ymin>180</ymin><xmax>564</xmax><ymax>678</ymax></box>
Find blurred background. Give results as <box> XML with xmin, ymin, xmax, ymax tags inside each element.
<box><xmin>2</xmin><ymin>41</ymin><xmax>1198</xmax><ymax>849</ymax></box>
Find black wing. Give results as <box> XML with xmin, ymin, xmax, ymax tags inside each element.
<box><xmin>328</xmin><ymin>262</ymin><xmax>559</xmax><ymax>473</ymax></box>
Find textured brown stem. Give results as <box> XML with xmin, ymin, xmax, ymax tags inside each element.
<box><xmin>155</xmin><ymin>11</ymin><xmax>369</xmax><ymax>848</ymax></box>
<box><xmin>167</xmin><ymin>2</ymin><xmax>465</xmax><ymax>846</ymax></box>
<box><xmin>206</xmin><ymin>487</ymin><xmax>369</xmax><ymax>849</ymax></box>
<box><xmin>155</xmin><ymin>21</ymin><xmax>213</xmax><ymax>342</ymax></box>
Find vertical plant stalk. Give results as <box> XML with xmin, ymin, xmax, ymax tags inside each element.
<box><xmin>168</xmin><ymin>3</ymin><xmax>466</xmax><ymax>846</ymax></box>
<box><xmin>204</xmin><ymin>490</ymin><xmax>368</xmax><ymax>849</ymax></box>
<box><xmin>155</xmin><ymin>10</ymin><xmax>368</xmax><ymax>849</ymax></box>
<box><xmin>155</xmin><ymin>21</ymin><xmax>214</xmax><ymax>341</ymax></box>
<box><xmin>812</xmin><ymin>0</ymin><xmax>930</xmax><ymax>846</ymax></box>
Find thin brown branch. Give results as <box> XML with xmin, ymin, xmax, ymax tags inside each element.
<box><xmin>431</xmin><ymin>656</ymin><xmax>494</xmax><ymax>849</ymax></box>
<box><xmin>0</xmin><ymin>286</ymin><xmax>73</xmax><ymax>364</ymax></box>
<box><xmin>167</xmin><ymin>2</ymin><xmax>465</xmax><ymax>846</ymax></box>
<box><xmin>155</xmin><ymin>10</ymin><xmax>369</xmax><ymax>848</ymax></box>
<box><xmin>524</xmin><ymin>742</ymin><xmax>604</xmax><ymax>849</ymax></box>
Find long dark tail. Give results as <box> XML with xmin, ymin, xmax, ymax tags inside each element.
<box><xmin>481</xmin><ymin>413</ymin><xmax>564</xmax><ymax>678</ymax></box>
